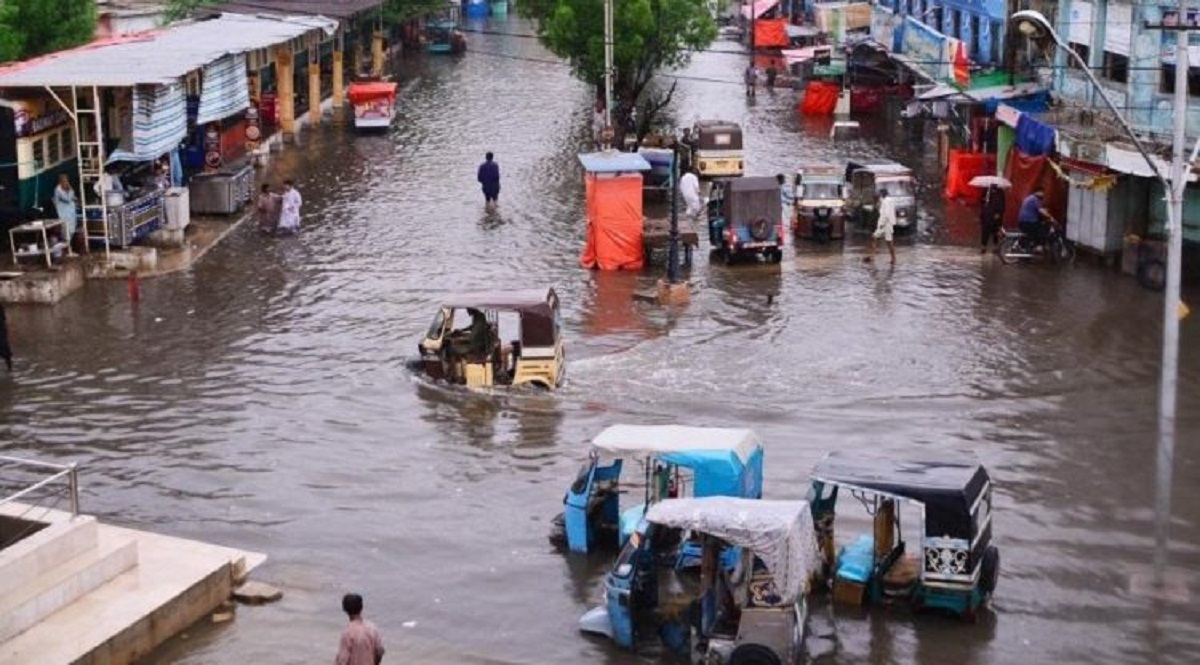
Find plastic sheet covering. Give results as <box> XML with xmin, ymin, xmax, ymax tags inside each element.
<box><xmin>1015</xmin><ymin>114</ymin><xmax>1056</xmax><ymax>157</ymax></box>
<box><xmin>754</xmin><ymin>19</ymin><xmax>790</xmax><ymax>48</ymax></box>
<box><xmin>1002</xmin><ymin>148</ymin><xmax>1067</xmax><ymax>229</ymax></box>
<box><xmin>644</xmin><ymin>497</ymin><xmax>820</xmax><ymax>602</ymax></box>
<box><xmin>581</xmin><ymin>173</ymin><xmax>644</xmax><ymax>270</ymax></box>
<box><xmin>196</xmin><ymin>54</ymin><xmax>251</xmax><ymax>125</ymax></box>
<box><xmin>944</xmin><ymin>150</ymin><xmax>997</xmax><ymax>204</ymax></box>
<box><xmin>800</xmin><ymin>81</ymin><xmax>840</xmax><ymax>115</ymax></box>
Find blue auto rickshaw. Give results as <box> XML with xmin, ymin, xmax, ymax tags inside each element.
<box><xmin>808</xmin><ymin>452</ymin><xmax>1000</xmax><ymax>620</ymax></box>
<box><xmin>707</xmin><ymin>176</ymin><xmax>785</xmax><ymax>264</ymax></box>
<box><xmin>578</xmin><ymin>497</ymin><xmax>821</xmax><ymax>661</ymax></box>
<box><xmin>548</xmin><ymin>425</ymin><xmax>765</xmax><ymax>554</ymax></box>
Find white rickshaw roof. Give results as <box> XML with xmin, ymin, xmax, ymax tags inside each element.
<box><xmin>590</xmin><ymin>425</ymin><xmax>762</xmax><ymax>464</ymax></box>
<box><xmin>644</xmin><ymin>497</ymin><xmax>820</xmax><ymax>602</ymax></box>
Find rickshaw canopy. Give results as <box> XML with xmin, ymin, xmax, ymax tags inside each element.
<box><xmin>811</xmin><ymin>452</ymin><xmax>990</xmax><ymax>540</ymax></box>
<box><xmin>347</xmin><ymin>81</ymin><xmax>397</xmax><ymax>104</ymax></box>
<box><xmin>693</xmin><ymin>120</ymin><xmax>744</xmax><ymax>151</ymax></box>
<box><xmin>722</xmin><ymin>176</ymin><xmax>782</xmax><ymax>223</ymax></box>
<box><xmin>644</xmin><ymin>497</ymin><xmax>820</xmax><ymax>602</ymax></box>
<box><xmin>590</xmin><ymin>425</ymin><xmax>763</xmax><ymax>497</ymax></box>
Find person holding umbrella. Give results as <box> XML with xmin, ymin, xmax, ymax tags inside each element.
<box><xmin>980</xmin><ymin>184</ymin><xmax>1006</xmax><ymax>253</ymax></box>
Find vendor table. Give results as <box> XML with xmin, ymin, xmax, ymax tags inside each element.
<box><xmin>9</xmin><ymin>219</ymin><xmax>64</xmax><ymax>269</ymax></box>
<box><xmin>644</xmin><ymin>216</ymin><xmax>699</xmax><ymax>268</ymax></box>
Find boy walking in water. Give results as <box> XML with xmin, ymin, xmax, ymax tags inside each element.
<box><xmin>335</xmin><ymin>593</ymin><xmax>385</xmax><ymax>665</ymax></box>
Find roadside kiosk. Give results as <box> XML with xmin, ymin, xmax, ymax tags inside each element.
<box><xmin>578</xmin><ymin>151</ymin><xmax>651</xmax><ymax>271</ymax></box>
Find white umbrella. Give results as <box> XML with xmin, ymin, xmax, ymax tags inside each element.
<box><xmin>969</xmin><ymin>175</ymin><xmax>1012</xmax><ymax>189</ymax></box>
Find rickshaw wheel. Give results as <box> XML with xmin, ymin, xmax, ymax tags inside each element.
<box><xmin>980</xmin><ymin>545</ymin><xmax>1000</xmax><ymax>594</ymax></box>
<box><xmin>728</xmin><ymin>643</ymin><xmax>782</xmax><ymax>665</ymax></box>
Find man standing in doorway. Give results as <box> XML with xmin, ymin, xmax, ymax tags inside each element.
<box><xmin>477</xmin><ymin>152</ymin><xmax>501</xmax><ymax>211</ymax></box>
<box><xmin>335</xmin><ymin>593</ymin><xmax>385</xmax><ymax>665</ymax></box>
<box><xmin>867</xmin><ymin>189</ymin><xmax>897</xmax><ymax>264</ymax></box>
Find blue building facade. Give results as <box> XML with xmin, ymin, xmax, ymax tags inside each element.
<box><xmin>879</xmin><ymin>0</ymin><xmax>1008</xmax><ymax>65</ymax></box>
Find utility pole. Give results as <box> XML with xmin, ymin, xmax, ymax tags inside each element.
<box><xmin>603</xmin><ymin>0</ymin><xmax>614</xmax><ymax>146</ymax></box>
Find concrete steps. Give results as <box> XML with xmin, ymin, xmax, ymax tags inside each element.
<box><xmin>0</xmin><ymin>522</ymin><xmax>138</xmax><ymax>643</ymax></box>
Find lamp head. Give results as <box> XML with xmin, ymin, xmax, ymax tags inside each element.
<box><xmin>1011</xmin><ymin>10</ymin><xmax>1054</xmax><ymax>41</ymax></box>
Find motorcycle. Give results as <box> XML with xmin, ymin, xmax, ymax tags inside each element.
<box><xmin>998</xmin><ymin>221</ymin><xmax>1075</xmax><ymax>265</ymax></box>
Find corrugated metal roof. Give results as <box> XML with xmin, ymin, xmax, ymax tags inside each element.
<box><xmin>220</xmin><ymin>0</ymin><xmax>384</xmax><ymax>19</ymax></box>
<box><xmin>0</xmin><ymin>13</ymin><xmax>337</xmax><ymax>88</ymax></box>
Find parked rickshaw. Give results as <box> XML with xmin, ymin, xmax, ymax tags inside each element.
<box><xmin>707</xmin><ymin>176</ymin><xmax>784</xmax><ymax>264</ymax></box>
<box><xmin>416</xmin><ymin>287</ymin><xmax>563</xmax><ymax>390</ymax></box>
<box><xmin>549</xmin><ymin>425</ymin><xmax>764</xmax><ymax>554</ymax></box>
<box><xmin>793</xmin><ymin>165</ymin><xmax>846</xmax><ymax>243</ymax></box>
<box><xmin>578</xmin><ymin>497</ymin><xmax>821</xmax><ymax>663</ymax></box>
<box><xmin>807</xmin><ymin>452</ymin><xmax>999</xmax><ymax>620</ymax></box>
<box><xmin>843</xmin><ymin>160</ymin><xmax>917</xmax><ymax>231</ymax></box>
<box><xmin>686</xmin><ymin>120</ymin><xmax>744</xmax><ymax>179</ymax></box>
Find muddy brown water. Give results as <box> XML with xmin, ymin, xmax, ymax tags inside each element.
<box><xmin>1</xmin><ymin>17</ymin><xmax>1198</xmax><ymax>665</ymax></box>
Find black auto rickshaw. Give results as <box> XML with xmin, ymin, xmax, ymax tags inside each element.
<box><xmin>807</xmin><ymin>452</ymin><xmax>999</xmax><ymax>621</ymax></box>
<box><xmin>707</xmin><ymin>176</ymin><xmax>784</xmax><ymax>264</ymax></box>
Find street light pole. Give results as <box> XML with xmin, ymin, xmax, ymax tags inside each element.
<box><xmin>1012</xmin><ymin>9</ymin><xmax>1188</xmax><ymax>588</ymax></box>
<box><xmin>603</xmin><ymin>0</ymin><xmax>614</xmax><ymax>138</ymax></box>
<box><xmin>668</xmin><ymin>142</ymin><xmax>681</xmax><ymax>284</ymax></box>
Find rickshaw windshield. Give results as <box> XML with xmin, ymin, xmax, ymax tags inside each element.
<box><xmin>801</xmin><ymin>182</ymin><xmax>841</xmax><ymax>200</ymax></box>
<box><xmin>426</xmin><ymin>309</ymin><xmax>447</xmax><ymax>339</ymax></box>
<box><xmin>878</xmin><ymin>179</ymin><xmax>914</xmax><ymax>198</ymax></box>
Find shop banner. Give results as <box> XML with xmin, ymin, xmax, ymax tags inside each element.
<box><xmin>1068</xmin><ymin>1</ymin><xmax>1093</xmax><ymax>46</ymax></box>
<box><xmin>902</xmin><ymin>16</ymin><xmax>948</xmax><ymax>81</ymax></box>
<box><xmin>871</xmin><ymin>5</ymin><xmax>899</xmax><ymax>52</ymax></box>
<box><xmin>1103</xmin><ymin>2</ymin><xmax>1132</xmax><ymax>56</ymax></box>
<box><xmin>814</xmin><ymin>3</ymin><xmax>871</xmax><ymax>45</ymax></box>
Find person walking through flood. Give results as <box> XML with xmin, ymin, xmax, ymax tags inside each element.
<box><xmin>0</xmin><ymin>303</ymin><xmax>12</xmax><ymax>371</ymax></box>
<box><xmin>776</xmin><ymin>173</ymin><xmax>794</xmax><ymax>229</ymax></box>
<box><xmin>477</xmin><ymin>152</ymin><xmax>501</xmax><ymax>210</ymax></box>
<box><xmin>53</xmin><ymin>173</ymin><xmax>77</xmax><ymax>253</ymax></box>
<box><xmin>278</xmin><ymin>180</ymin><xmax>302</xmax><ymax>235</ymax></box>
<box><xmin>743</xmin><ymin>64</ymin><xmax>758</xmax><ymax>97</ymax></box>
<box><xmin>256</xmin><ymin>184</ymin><xmax>280</xmax><ymax>235</ymax></box>
<box><xmin>980</xmin><ymin>184</ymin><xmax>1005</xmax><ymax>254</ymax></box>
<box><xmin>335</xmin><ymin>593</ymin><xmax>385</xmax><ymax>665</ymax></box>
<box><xmin>679</xmin><ymin>166</ymin><xmax>701</xmax><ymax>221</ymax></box>
<box><xmin>867</xmin><ymin>189</ymin><xmax>897</xmax><ymax>264</ymax></box>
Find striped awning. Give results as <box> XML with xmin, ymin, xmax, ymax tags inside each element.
<box><xmin>196</xmin><ymin>54</ymin><xmax>251</xmax><ymax>125</ymax></box>
<box><xmin>108</xmin><ymin>83</ymin><xmax>187</xmax><ymax>163</ymax></box>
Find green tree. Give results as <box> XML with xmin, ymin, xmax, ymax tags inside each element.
<box><xmin>163</xmin><ymin>0</ymin><xmax>222</xmax><ymax>23</ymax></box>
<box><xmin>520</xmin><ymin>0</ymin><xmax>716</xmax><ymax>140</ymax></box>
<box><xmin>0</xmin><ymin>0</ymin><xmax>97</xmax><ymax>61</ymax></box>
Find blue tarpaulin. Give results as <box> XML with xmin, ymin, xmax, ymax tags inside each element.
<box><xmin>982</xmin><ymin>90</ymin><xmax>1050</xmax><ymax>116</ymax></box>
<box><xmin>1015</xmin><ymin>114</ymin><xmax>1056</xmax><ymax>157</ymax></box>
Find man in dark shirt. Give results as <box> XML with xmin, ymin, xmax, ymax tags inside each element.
<box><xmin>1018</xmin><ymin>188</ymin><xmax>1051</xmax><ymax>247</ymax></box>
<box><xmin>477</xmin><ymin>152</ymin><xmax>500</xmax><ymax>209</ymax></box>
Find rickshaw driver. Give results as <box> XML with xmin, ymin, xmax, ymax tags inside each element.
<box><xmin>448</xmin><ymin>308</ymin><xmax>493</xmax><ymax>361</ymax></box>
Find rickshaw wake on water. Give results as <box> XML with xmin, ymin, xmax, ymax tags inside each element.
<box><xmin>549</xmin><ymin>425</ymin><xmax>765</xmax><ymax>555</ymax></box>
<box><xmin>415</xmin><ymin>288</ymin><xmax>564</xmax><ymax>390</ymax></box>
<box><xmin>808</xmin><ymin>452</ymin><xmax>1000</xmax><ymax>621</ymax></box>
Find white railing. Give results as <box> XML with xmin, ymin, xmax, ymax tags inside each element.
<box><xmin>0</xmin><ymin>455</ymin><xmax>79</xmax><ymax>518</ymax></box>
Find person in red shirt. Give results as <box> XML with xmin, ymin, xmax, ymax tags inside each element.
<box><xmin>335</xmin><ymin>593</ymin><xmax>385</xmax><ymax>665</ymax></box>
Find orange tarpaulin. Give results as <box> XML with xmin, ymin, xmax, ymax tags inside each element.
<box><xmin>754</xmin><ymin>19</ymin><xmax>789</xmax><ymax>48</ymax></box>
<box><xmin>799</xmin><ymin>81</ymin><xmax>840</xmax><ymax>115</ymax></box>
<box><xmin>945</xmin><ymin>150</ymin><xmax>996</xmax><ymax>203</ymax></box>
<box><xmin>347</xmin><ymin>81</ymin><xmax>397</xmax><ymax>104</ymax></box>
<box><xmin>1002</xmin><ymin>148</ymin><xmax>1067</xmax><ymax>230</ymax></box>
<box><xmin>581</xmin><ymin>173</ymin><xmax>644</xmax><ymax>271</ymax></box>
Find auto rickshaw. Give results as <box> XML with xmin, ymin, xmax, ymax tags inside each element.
<box><xmin>549</xmin><ymin>425</ymin><xmax>764</xmax><ymax>554</ymax></box>
<box><xmin>578</xmin><ymin>497</ymin><xmax>821</xmax><ymax>663</ymax></box>
<box><xmin>807</xmin><ymin>452</ymin><xmax>1000</xmax><ymax>620</ymax></box>
<box><xmin>416</xmin><ymin>287</ymin><xmax>563</xmax><ymax>390</ymax></box>
<box><xmin>687</xmin><ymin>120</ymin><xmax>744</xmax><ymax>179</ymax></box>
<box><xmin>793</xmin><ymin>165</ymin><xmax>846</xmax><ymax>243</ymax></box>
<box><xmin>843</xmin><ymin>160</ymin><xmax>917</xmax><ymax>231</ymax></box>
<box><xmin>707</xmin><ymin>176</ymin><xmax>784</xmax><ymax>264</ymax></box>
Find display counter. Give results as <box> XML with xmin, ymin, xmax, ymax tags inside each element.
<box><xmin>85</xmin><ymin>189</ymin><xmax>165</xmax><ymax>248</ymax></box>
<box><xmin>188</xmin><ymin>163</ymin><xmax>254</xmax><ymax>215</ymax></box>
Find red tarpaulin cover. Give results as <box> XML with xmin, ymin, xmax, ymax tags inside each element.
<box><xmin>945</xmin><ymin>150</ymin><xmax>997</xmax><ymax>203</ymax></box>
<box><xmin>348</xmin><ymin>82</ymin><xmax>397</xmax><ymax>104</ymax></box>
<box><xmin>799</xmin><ymin>81</ymin><xmax>840</xmax><ymax>115</ymax></box>
<box><xmin>581</xmin><ymin>173</ymin><xmax>644</xmax><ymax>271</ymax></box>
<box><xmin>754</xmin><ymin>19</ymin><xmax>789</xmax><ymax>48</ymax></box>
<box><xmin>1003</xmin><ymin>148</ymin><xmax>1066</xmax><ymax>229</ymax></box>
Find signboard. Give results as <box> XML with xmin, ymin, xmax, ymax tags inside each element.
<box><xmin>902</xmin><ymin>16</ymin><xmax>949</xmax><ymax>81</ymax></box>
<box><xmin>871</xmin><ymin>5</ymin><xmax>899</xmax><ymax>52</ymax></box>
<box><xmin>1103</xmin><ymin>2</ymin><xmax>1132</xmax><ymax>56</ymax></box>
<box><xmin>6</xmin><ymin>97</ymin><xmax>72</xmax><ymax>138</ymax></box>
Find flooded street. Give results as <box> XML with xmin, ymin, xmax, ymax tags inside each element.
<box><xmin>2</xmin><ymin>18</ymin><xmax>1200</xmax><ymax>664</ymax></box>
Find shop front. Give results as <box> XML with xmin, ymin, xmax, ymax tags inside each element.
<box><xmin>0</xmin><ymin>94</ymin><xmax>77</xmax><ymax>225</ymax></box>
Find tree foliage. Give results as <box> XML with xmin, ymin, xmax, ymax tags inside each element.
<box><xmin>164</xmin><ymin>0</ymin><xmax>223</xmax><ymax>23</ymax></box>
<box><xmin>381</xmin><ymin>0</ymin><xmax>449</xmax><ymax>23</ymax></box>
<box><xmin>0</xmin><ymin>0</ymin><xmax>98</xmax><ymax>62</ymax></box>
<box><xmin>520</xmin><ymin>0</ymin><xmax>716</xmax><ymax>138</ymax></box>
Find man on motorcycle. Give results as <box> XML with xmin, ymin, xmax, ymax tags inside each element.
<box><xmin>1018</xmin><ymin>188</ymin><xmax>1053</xmax><ymax>249</ymax></box>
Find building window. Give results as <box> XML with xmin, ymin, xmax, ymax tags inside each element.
<box><xmin>47</xmin><ymin>133</ymin><xmax>60</xmax><ymax>165</ymax></box>
<box><xmin>969</xmin><ymin>15</ymin><xmax>980</xmax><ymax>58</ymax></box>
<box><xmin>1104</xmin><ymin>51</ymin><xmax>1129</xmax><ymax>83</ymax></box>
<box><xmin>1160</xmin><ymin>64</ymin><xmax>1200</xmax><ymax>95</ymax></box>
<box><xmin>931</xmin><ymin>8</ymin><xmax>943</xmax><ymax>30</ymax></box>
<box><xmin>952</xmin><ymin>10</ymin><xmax>962</xmax><ymax>39</ymax></box>
<box><xmin>1068</xmin><ymin>43</ymin><xmax>1090</xmax><ymax>69</ymax></box>
<box><xmin>990</xmin><ymin>21</ymin><xmax>1003</xmax><ymax>64</ymax></box>
<box><xmin>61</xmin><ymin>127</ymin><xmax>73</xmax><ymax>158</ymax></box>
<box><xmin>32</xmin><ymin>138</ymin><xmax>44</xmax><ymax>171</ymax></box>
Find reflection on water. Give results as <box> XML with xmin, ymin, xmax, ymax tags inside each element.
<box><xmin>0</xmin><ymin>17</ymin><xmax>1198</xmax><ymax>665</ymax></box>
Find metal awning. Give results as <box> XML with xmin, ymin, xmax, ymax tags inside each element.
<box><xmin>0</xmin><ymin>13</ymin><xmax>337</xmax><ymax>88</ymax></box>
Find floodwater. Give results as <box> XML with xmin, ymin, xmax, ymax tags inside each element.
<box><xmin>2</xmin><ymin>17</ymin><xmax>1199</xmax><ymax>665</ymax></box>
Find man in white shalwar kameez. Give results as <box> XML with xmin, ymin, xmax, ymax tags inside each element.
<box><xmin>278</xmin><ymin>179</ymin><xmax>302</xmax><ymax>234</ymax></box>
<box><xmin>679</xmin><ymin>168</ymin><xmax>701</xmax><ymax>222</ymax></box>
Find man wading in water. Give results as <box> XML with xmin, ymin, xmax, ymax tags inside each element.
<box><xmin>477</xmin><ymin>151</ymin><xmax>501</xmax><ymax>212</ymax></box>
